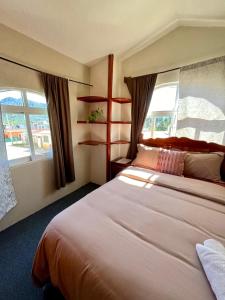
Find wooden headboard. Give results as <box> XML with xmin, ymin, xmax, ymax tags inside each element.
<box><xmin>139</xmin><ymin>136</ymin><xmax>225</xmax><ymax>181</ymax></box>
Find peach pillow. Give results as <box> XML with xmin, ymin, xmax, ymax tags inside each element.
<box><xmin>131</xmin><ymin>145</ymin><xmax>160</xmax><ymax>170</ymax></box>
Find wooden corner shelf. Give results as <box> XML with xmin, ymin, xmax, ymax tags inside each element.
<box><xmin>111</xmin><ymin>140</ymin><xmax>130</xmax><ymax>145</ymax></box>
<box><xmin>77</xmin><ymin>121</ymin><xmax>107</xmax><ymax>124</ymax></box>
<box><xmin>111</xmin><ymin>121</ymin><xmax>131</xmax><ymax>124</ymax></box>
<box><xmin>112</xmin><ymin>98</ymin><xmax>131</xmax><ymax>104</ymax></box>
<box><xmin>77</xmin><ymin>56</ymin><xmax>132</xmax><ymax>180</ymax></box>
<box><xmin>77</xmin><ymin>96</ymin><xmax>107</xmax><ymax>103</ymax></box>
<box><xmin>78</xmin><ymin>140</ymin><xmax>107</xmax><ymax>146</ymax></box>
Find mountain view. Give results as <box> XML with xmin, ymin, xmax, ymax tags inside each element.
<box><xmin>0</xmin><ymin>97</ymin><xmax>47</xmax><ymax>109</ymax></box>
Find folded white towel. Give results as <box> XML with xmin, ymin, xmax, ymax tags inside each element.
<box><xmin>196</xmin><ymin>239</ymin><xmax>225</xmax><ymax>300</ymax></box>
<box><xmin>203</xmin><ymin>239</ymin><xmax>225</xmax><ymax>255</ymax></box>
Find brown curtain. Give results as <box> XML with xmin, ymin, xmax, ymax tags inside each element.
<box><xmin>42</xmin><ymin>73</ymin><xmax>75</xmax><ymax>189</ymax></box>
<box><xmin>125</xmin><ymin>73</ymin><xmax>157</xmax><ymax>159</ymax></box>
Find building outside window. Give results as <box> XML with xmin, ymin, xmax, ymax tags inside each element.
<box><xmin>0</xmin><ymin>89</ymin><xmax>52</xmax><ymax>165</ymax></box>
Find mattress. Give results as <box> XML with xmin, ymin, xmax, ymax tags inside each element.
<box><xmin>32</xmin><ymin>166</ymin><xmax>225</xmax><ymax>300</ymax></box>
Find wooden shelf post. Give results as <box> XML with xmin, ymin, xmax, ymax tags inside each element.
<box><xmin>106</xmin><ymin>54</ymin><xmax>114</xmax><ymax>181</ymax></box>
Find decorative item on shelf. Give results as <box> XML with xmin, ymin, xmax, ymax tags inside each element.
<box><xmin>87</xmin><ymin>107</ymin><xmax>104</xmax><ymax>123</ymax></box>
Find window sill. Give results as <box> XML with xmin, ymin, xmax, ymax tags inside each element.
<box><xmin>9</xmin><ymin>154</ymin><xmax>53</xmax><ymax>169</ymax></box>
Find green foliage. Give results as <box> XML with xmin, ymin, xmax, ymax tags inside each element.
<box><xmin>143</xmin><ymin>116</ymin><xmax>172</xmax><ymax>131</ymax></box>
<box><xmin>155</xmin><ymin>116</ymin><xmax>171</xmax><ymax>131</ymax></box>
<box><xmin>88</xmin><ymin>108</ymin><xmax>104</xmax><ymax>122</ymax></box>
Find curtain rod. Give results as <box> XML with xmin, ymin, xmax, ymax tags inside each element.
<box><xmin>0</xmin><ymin>56</ymin><xmax>93</xmax><ymax>87</ymax></box>
<box><xmin>124</xmin><ymin>66</ymin><xmax>180</xmax><ymax>82</ymax></box>
<box><xmin>125</xmin><ymin>55</ymin><xmax>225</xmax><ymax>79</ymax></box>
<box><xmin>157</xmin><ymin>66</ymin><xmax>180</xmax><ymax>75</ymax></box>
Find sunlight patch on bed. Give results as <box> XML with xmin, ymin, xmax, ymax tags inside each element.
<box><xmin>117</xmin><ymin>175</ymin><xmax>154</xmax><ymax>189</ymax></box>
<box><xmin>120</xmin><ymin>168</ymin><xmax>156</xmax><ymax>180</ymax></box>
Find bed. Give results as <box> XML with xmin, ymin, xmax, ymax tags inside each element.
<box><xmin>32</xmin><ymin>137</ymin><xmax>225</xmax><ymax>300</ymax></box>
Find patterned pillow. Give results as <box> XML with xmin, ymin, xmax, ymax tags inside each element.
<box><xmin>132</xmin><ymin>144</ymin><xmax>187</xmax><ymax>176</ymax></box>
<box><xmin>157</xmin><ymin>149</ymin><xmax>187</xmax><ymax>176</ymax></box>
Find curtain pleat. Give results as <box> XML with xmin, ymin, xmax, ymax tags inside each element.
<box><xmin>125</xmin><ymin>73</ymin><xmax>157</xmax><ymax>159</ymax></box>
<box><xmin>42</xmin><ymin>73</ymin><xmax>75</xmax><ymax>189</ymax></box>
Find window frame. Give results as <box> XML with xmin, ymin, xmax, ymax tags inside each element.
<box><xmin>0</xmin><ymin>88</ymin><xmax>50</xmax><ymax>166</ymax></box>
<box><xmin>142</xmin><ymin>82</ymin><xmax>179</xmax><ymax>139</ymax></box>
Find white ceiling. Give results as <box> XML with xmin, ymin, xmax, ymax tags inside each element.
<box><xmin>1</xmin><ymin>0</ymin><xmax>225</xmax><ymax>65</ymax></box>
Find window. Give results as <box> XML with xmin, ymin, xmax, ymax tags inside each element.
<box><xmin>0</xmin><ymin>89</ymin><xmax>52</xmax><ymax>165</ymax></box>
<box><xmin>142</xmin><ymin>83</ymin><xmax>178</xmax><ymax>139</ymax></box>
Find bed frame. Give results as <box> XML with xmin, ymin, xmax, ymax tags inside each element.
<box><xmin>139</xmin><ymin>136</ymin><xmax>225</xmax><ymax>181</ymax></box>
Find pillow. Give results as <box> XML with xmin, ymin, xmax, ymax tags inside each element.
<box><xmin>157</xmin><ymin>149</ymin><xmax>187</xmax><ymax>176</ymax></box>
<box><xmin>131</xmin><ymin>145</ymin><xmax>160</xmax><ymax>170</ymax></box>
<box><xmin>184</xmin><ymin>152</ymin><xmax>224</xmax><ymax>182</ymax></box>
<box><xmin>132</xmin><ymin>144</ymin><xmax>186</xmax><ymax>176</ymax></box>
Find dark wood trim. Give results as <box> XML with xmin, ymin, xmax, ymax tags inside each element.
<box><xmin>140</xmin><ymin>136</ymin><xmax>225</xmax><ymax>180</ymax></box>
<box><xmin>111</xmin><ymin>121</ymin><xmax>131</xmax><ymax>124</ymax></box>
<box><xmin>77</xmin><ymin>121</ymin><xmax>107</xmax><ymax>124</ymax></box>
<box><xmin>77</xmin><ymin>96</ymin><xmax>107</xmax><ymax>102</ymax></box>
<box><xmin>78</xmin><ymin>140</ymin><xmax>107</xmax><ymax>145</ymax></box>
<box><xmin>106</xmin><ymin>54</ymin><xmax>114</xmax><ymax>181</ymax></box>
<box><xmin>77</xmin><ymin>120</ymin><xmax>132</xmax><ymax>125</ymax></box>
<box><xmin>110</xmin><ymin>157</ymin><xmax>132</xmax><ymax>180</ymax></box>
<box><xmin>112</xmin><ymin>98</ymin><xmax>131</xmax><ymax>104</ymax></box>
<box><xmin>111</xmin><ymin>140</ymin><xmax>130</xmax><ymax>145</ymax></box>
<box><xmin>78</xmin><ymin>139</ymin><xmax>129</xmax><ymax>145</ymax></box>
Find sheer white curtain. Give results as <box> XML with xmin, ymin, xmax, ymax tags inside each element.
<box><xmin>0</xmin><ymin>105</ymin><xmax>16</xmax><ymax>220</ymax></box>
<box><xmin>176</xmin><ymin>56</ymin><xmax>225</xmax><ymax>145</ymax></box>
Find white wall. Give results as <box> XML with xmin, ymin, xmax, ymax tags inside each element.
<box><xmin>0</xmin><ymin>24</ymin><xmax>91</xmax><ymax>231</ymax></box>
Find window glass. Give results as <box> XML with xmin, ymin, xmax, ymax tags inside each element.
<box><xmin>142</xmin><ymin>83</ymin><xmax>178</xmax><ymax>139</ymax></box>
<box><xmin>26</xmin><ymin>92</ymin><xmax>47</xmax><ymax>109</ymax></box>
<box><xmin>2</xmin><ymin>112</ymin><xmax>31</xmax><ymax>160</ymax></box>
<box><xmin>149</xmin><ymin>84</ymin><xmax>177</xmax><ymax>112</ymax></box>
<box><xmin>0</xmin><ymin>89</ymin><xmax>52</xmax><ymax>165</ymax></box>
<box><xmin>29</xmin><ymin>114</ymin><xmax>51</xmax><ymax>156</ymax></box>
<box><xmin>0</xmin><ymin>90</ymin><xmax>24</xmax><ymax>106</ymax></box>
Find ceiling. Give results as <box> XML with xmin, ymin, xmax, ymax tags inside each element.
<box><xmin>0</xmin><ymin>0</ymin><xmax>225</xmax><ymax>65</ymax></box>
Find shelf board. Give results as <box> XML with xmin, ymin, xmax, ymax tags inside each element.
<box><xmin>111</xmin><ymin>121</ymin><xmax>131</xmax><ymax>124</ymax></box>
<box><xmin>111</xmin><ymin>140</ymin><xmax>130</xmax><ymax>145</ymax></box>
<box><xmin>112</xmin><ymin>98</ymin><xmax>131</xmax><ymax>104</ymax></box>
<box><xmin>78</xmin><ymin>139</ymin><xmax>130</xmax><ymax>145</ymax></box>
<box><xmin>77</xmin><ymin>96</ymin><xmax>107</xmax><ymax>103</ymax></box>
<box><xmin>77</xmin><ymin>121</ymin><xmax>107</xmax><ymax>124</ymax></box>
<box><xmin>78</xmin><ymin>140</ymin><xmax>107</xmax><ymax>146</ymax></box>
<box><xmin>78</xmin><ymin>121</ymin><xmax>131</xmax><ymax>124</ymax></box>
<box><xmin>77</xmin><ymin>96</ymin><xmax>131</xmax><ymax>104</ymax></box>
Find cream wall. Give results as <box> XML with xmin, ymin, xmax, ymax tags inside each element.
<box><xmin>121</xmin><ymin>26</ymin><xmax>225</xmax><ymax>96</ymax></box>
<box><xmin>122</xmin><ymin>26</ymin><xmax>225</xmax><ymax>77</ymax></box>
<box><xmin>0</xmin><ymin>24</ymin><xmax>91</xmax><ymax>231</ymax></box>
<box><xmin>119</xmin><ymin>26</ymin><xmax>225</xmax><ymax>154</ymax></box>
